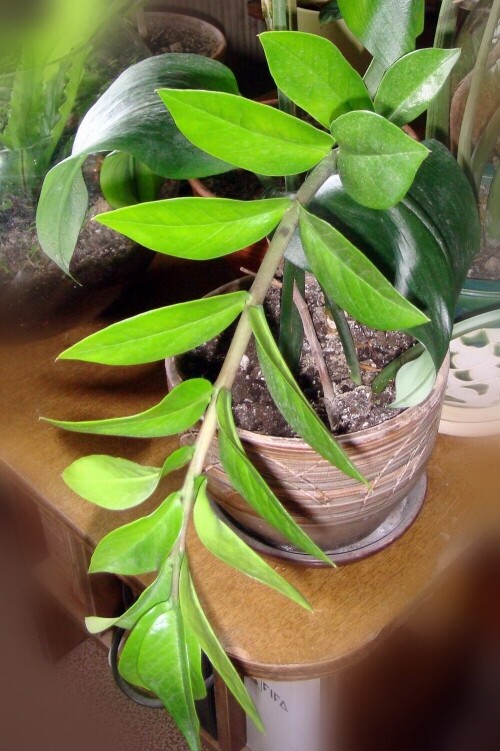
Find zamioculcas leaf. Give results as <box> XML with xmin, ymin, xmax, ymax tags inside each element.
<box><xmin>86</xmin><ymin>563</ymin><xmax>173</xmax><ymax>634</ymax></box>
<box><xmin>299</xmin><ymin>207</ymin><xmax>429</xmax><ymax>330</ymax></box>
<box><xmin>96</xmin><ymin>197</ymin><xmax>293</xmax><ymax>260</ymax></box>
<box><xmin>179</xmin><ymin>558</ymin><xmax>264</xmax><ymax>732</ymax></box>
<box><xmin>374</xmin><ymin>48</ymin><xmax>461</xmax><ymax>126</ymax></box>
<box><xmin>89</xmin><ymin>492</ymin><xmax>183</xmax><ymax>575</ymax></box>
<box><xmin>194</xmin><ymin>478</ymin><xmax>311</xmax><ymax>611</ymax></box>
<box><xmin>216</xmin><ymin>389</ymin><xmax>333</xmax><ymax>563</ymax></box>
<box><xmin>119</xmin><ymin>606</ymin><xmax>156</xmax><ymax>691</ymax></box>
<box><xmin>248</xmin><ymin>307</ymin><xmax>366</xmax><ymax>484</ymax></box>
<box><xmin>330</xmin><ymin>111</ymin><xmax>429</xmax><ymax>209</ymax></box>
<box><xmin>45</xmin><ymin>380</ymin><xmax>212</xmax><ymax>438</ymax></box>
<box><xmin>158</xmin><ymin>90</ymin><xmax>334</xmax><ymax>176</ymax></box>
<box><xmin>392</xmin><ymin>349</ymin><xmax>436</xmax><ymax>408</ymax></box>
<box><xmin>259</xmin><ymin>31</ymin><xmax>373</xmax><ymax>128</ymax></box>
<box><xmin>185</xmin><ymin>625</ymin><xmax>207</xmax><ymax>701</ymax></box>
<box><xmin>58</xmin><ymin>292</ymin><xmax>250</xmax><ymax>365</ymax></box>
<box><xmin>136</xmin><ymin>603</ymin><xmax>200</xmax><ymax>751</ymax></box>
<box><xmin>100</xmin><ymin>151</ymin><xmax>142</xmax><ymax>209</ymax></box>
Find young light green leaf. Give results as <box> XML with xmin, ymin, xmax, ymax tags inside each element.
<box><xmin>331</xmin><ymin>111</ymin><xmax>429</xmax><ymax>209</ymax></box>
<box><xmin>185</xmin><ymin>624</ymin><xmax>207</xmax><ymax>701</ymax></box>
<box><xmin>89</xmin><ymin>492</ymin><xmax>183</xmax><ymax>575</ymax></box>
<box><xmin>179</xmin><ymin>558</ymin><xmax>264</xmax><ymax>733</ymax></box>
<box><xmin>96</xmin><ymin>197</ymin><xmax>293</xmax><ymax>260</ymax></box>
<box><xmin>299</xmin><ymin>207</ymin><xmax>428</xmax><ymax>330</ymax></box>
<box><xmin>392</xmin><ymin>349</ymin><xmax>436</xmax><ymax>408</ymax></box>
<box><xmin>194</xmin><ymin>478</ymin><xmax>311</xmax><ymax>611</ymax></box>
<box><xmin>161</xmin><ymin>445</ymin><xmax>195</xmax><ymax>477</ymax></box>
<box><xmin>57</xmin><ymin>292</ymin><xmax>250</xmax><ymax>365</ymax></box>
<box><xmin>119</xmin><ymin>607</ymin><xmax>156</xmax><ymax>691</ymax></box>
<box><xmin>216</xmin><ymin>389</ymin><xmax>333</xmax><ymax>563</ymax></box>
<box><xmin>259</xmin><ymin>31</ymin><xmax>373</xmax><ymax>128</ymax></box>
<box><xmin>158</xmin><ymin>89</ymin><xmax>334</xmax><ymax>176</ymax></box>
<box><xmin>44</xmin><ymin>380</ymin><xmax>212</xmax><ymax>438</ymax></box>
<box><xmin>86</xmin><ymin>563</ymin><xmax>173</xmax><ymax>634</ymax></box>
<box><xmin>374</xmin><ymin>48</ymin><xmax>461</xmax><ymax>126</ymax></box>
<box><xmin>249</xmin><ymin>307</ymin><xmax>366</xmax><ymax>484</ymax></box>
<box><xmin>137</xmin><ymin>602</ymin><xmax>200</xmax><ymax>751</ymax></box>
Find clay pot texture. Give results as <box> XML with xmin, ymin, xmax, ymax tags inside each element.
<box><xmin>166</xmin><ymin>278</ymin><xmax>449</xmax><ymax>554</ymax></box>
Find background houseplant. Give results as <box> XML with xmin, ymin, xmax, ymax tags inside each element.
<box><xmin>38</xmin><ymin>1</ymin><xmax>482</xmax><ymax>748</ymax></box>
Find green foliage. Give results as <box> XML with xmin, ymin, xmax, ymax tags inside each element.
<box><xmin>45</xmin><ymin>380</ymin><xmax>213</xmax><ymax>438</ymax></box>
<box><xmin>96</xmin><ymin>197</ymin><xmax>293</xmax><ymax>259</ymax></box>
<box><xmin>319</xmin><ymin>1</ymin><xmax>343</xmax><ymax>25</ymax></box>
<box><xmin>57</xmin><ymin>292</ymin><xmax>250</xmax><ymax>365</ymax></box>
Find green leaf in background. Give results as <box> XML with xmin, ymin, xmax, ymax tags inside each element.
<box><xmin>319</xmin><ymin>1</ymin><xmax>343</xmax><ymax>25</ymax></box>
<box><xmin>100</xmin><ymin>151</ymin><xmax>142</xmax><ymax>209</ymax></box>
<box><xmin>45</xmin><ymin>380</ymin><xmax>212</xmax><ymax>438</ymax></box>
<box><xmin>96</xmin><ymin>197</ymin><xmax>292</xmax><ymax>260</ymax></box>
<box><xmin>36</xmin><ymin>54</ymin><xmax>239</xmax><ymax>272</ymax></box>
<box><xmin>299</xmin><ymin>207</ymin><xmax>429</xmax><ymax>330</ymax></box>
<box><xmin>248</xmin><ymin>307</ymin><xmax>366</xmax><ymax>484</ymax></box>
<box><xmin>86</xmin><ymin>563</ymin><xmax>173</xmax><ymax>635</ymax></box>
<box><xmin>216</xmin><ymin>389</ymin><xmax>333</xmax><ymax>563</ymax></box>
<box><xmin>89</xmin><ymin>492</ymin><xmax>183</xmax><ymax>575</ymax></box>
<box><xmin>374</xmin><ymin>48</ymin><xmax>461</xmax><ymax>126</ymax></box>
<box><xmin>158</xmin><ymin>90</ymin><xmax>334</xmax><ymax>176</ymax></box>
<box><xmin>331</xmin><ymin>111</ymin><xmax>429</xmax><ymax>209</ymax></box>
<box><xmin>392</xmin><ymin>349</ymin><xmax>436</xmax><ymax>408</ymax></box>
<box><xmin>179</xmin><ymin>558</ymin><xmax>264</xmax><ymax>732</ymax></box>
<box><xmin>193</xmin><ymin>478</ymin><xmax>311</xmax><ymax>611</ymax></box>
<box><xmin>58</xmin><ymin>292</ymin><xmax>250</xmax><ymax>365</ymax></box>
<box><xmin>137</xmin><ymin>603</ymin><xmax>200</xmax><ymax>751</ymax></box>
<box><xmin>259</xmin><ymin>31</ymin><xmax>372</xmax><ymax>128</ymax></box>
<box><xmin>337</xmin><ymin>0</ymin><xmax>425</xmax><ymax>69</ymax></box>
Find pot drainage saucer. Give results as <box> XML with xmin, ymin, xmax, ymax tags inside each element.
<box><xmin>210</xmin><ymin>474</ymin><xmax>427</xmax><ymax>567</ymax></box>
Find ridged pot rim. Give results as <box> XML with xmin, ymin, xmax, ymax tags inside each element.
<box><xmin>165</xmin><ymin>276</ymin><xmax>449</xmax><ymax>450</ymax></box>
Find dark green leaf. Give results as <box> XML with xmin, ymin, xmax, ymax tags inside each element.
<box><xmin>96</xmin><ymin>197</ymin><xmax>293</xmax><ymax>260</ymax></box>
<box><xmin>57</xmin><ymin>292</ymin><xmax>250</xmax><ymax>365</ymax></box>
<box><xmin>337</xmin><ymin>0</ymin><xmax>425</xmax><ymax>69</ymax></box>
<box><xmin>259</xmin><ymin>31</ymin><xmax>372</xmax><ymax>128</ymax></box>
<box><xmin>36</xmin><ymin>54</ymin><xmax>238</xmax><ymax>271</ymax></box>
<box><xmin>249</xmin><ymin>307</ymin><xmax>366</xmax><ymax>484</ymax></box>
<box><xmin>319</xmin><ymin>1</ymin><xmax>343</xmax><ymax>24</ymax></box>
<box><xmin>89</xmin><ymin>492</ymin><xmax>183</xmax><ymax>575</ymax></box>
<box><xmin>374</xmin><ymin>48</ymin><xmax>461</xmax><ymax>126</ymax></box>
<box><xmin>158</xmin><ymin>90</ymin><xmax>334</xmax><ymax>176</ymax></box>
<box><xmin>194</xmin><ymin>478</ymin><xmax>311</xmax><ymax>610</ymax></box>
<box><xmin>137</xmin><ymin>603</ymin><xmax>200</xmax><ymax>751</ymax></box>
<box><xmin>299</xmin><ymin>207</ymin><xmax>429</xmax><ymax>329</ymax></box>
<box><xmin>331</xmin><ymin>111</ymin><xmax>429</xmax><ymax>209</ymax></box>
<box><xmin>179</xmin><ymin>558</ymin><xmax>264</xmax><ymax>732</ymax></box>
<box><xmin>216</xmin><ymin>389</ymin><xmax>333</xmax><ymax>563</ymax></box>
<box><xmin>45</xmin><ymin>380</ymin><xmax>212</xmax><ymax>438</ymax></box>
<box><xmin>100</xmin><ymin>151</ymin><xmax>141</xmax><ymax>209</ymax></box>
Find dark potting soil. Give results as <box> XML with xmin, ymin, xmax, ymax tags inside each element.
<box><xmin>145</xmin><ymin>15</ymin><xmax>218</xmax><ymax>57</ymax></box>
<box><xmin>180</xmin><ymin>276</ymin><xmax>415</xmax><ymax>438</ymax></box>
<box><xmin>199</xmin><ymin>171</ymin><xmax>265</xmax><ymax>202</ymax></box>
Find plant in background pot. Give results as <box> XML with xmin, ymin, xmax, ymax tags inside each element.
<box><xmin>0</xmin><ymin>0</ymin><xmax>156</xmax><ymax>338</ymax></box>
<box><xmin>135</xmin><ymin>5</ymin><xmax>227</xmax><ymax>61</ymax></box>
<box><xmin>41</xmin><ymin>1</ymin><xmax>482</xmax><ymax>748</ymax></box>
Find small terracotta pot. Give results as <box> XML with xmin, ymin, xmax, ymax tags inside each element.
<box><xmin>166</xmin><ymin>278</ymin><xmax>449</xmax><ymax>556</ymax></box>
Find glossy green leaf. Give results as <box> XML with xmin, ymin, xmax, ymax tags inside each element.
<box><xmin>337</xmin><ymin>0</ymin><xmax>425</xmax><ymax>69</ymax></box>
<box><xmin>36</xmin><ymin>54</ymin><xmax>238</xmax><ymax>272</ymax></box>
<box><xmin>63</xmin><ymin>456</ymin><xmax>162</xmax><ymax>510</ymax></box>
<box><xmin>185</xmin><ymin>624</ymin><xmax>207</xmax><ymax>701</ymax></box>
<box><xmin>259</xmin><ymin>31</ymin><xmax>372</xmax><ymax>128</ymax></box>
<box><xmin>100</xmin><ymin>151</ymin><xmax>141</xmax><ymax>209</ymax></box>
<box><xmin>374</xmin><ymin>48</ymin><xmax>461</xmax><ymax>126</ymax></box>
<box><xmin>45</xmin><ymin>380</ymin><xmax>212</xmax><ymax>438</ymax></box>
<box><xmin>96</xmin><ymin>197</ymin><xmax>292</xmax><ymax>260</ymax></box>
<box><xmin>216</xmin><ymin>389</ymin><xmax>333</xmax><ymax>563</ymax></box>
<box><xmin>119</xmin><ymin>606</ymin><xmax>156</xmax><ymax>691</ymax></box>
<box><xmin>158</xmin><ymin>90</ymin><xmax>334</xmax><ymax>176</ymax></box>
<box><xmin>194</xmin><ymin>478</ymin><xmax>311</xmax><ymax>611</ymax></box>
<box><xmin>179</xmin><ymin>558</ymin><xmax>264</xmax><ymax>732</ymax></box>
<box><xmin>89</xmin><ymin>492</ymin><xmax>183</xmax><ymax>575</ymax></box>
<box><xmin>331</xmin><ymin>111</ymin><xmax>429</xmax><ymax>209</ymax></box>
<box><xmin>249</xmin><ymin>307</ymin><xmax>366</xmax><ymax>484</ymax></box>
<box><xmin>161</xmin><ymin>446</ymin><xmax>195</xmax><ymax>477</ymax></box>
<box><xmin>392</xmin><ymin>349</ymin><xmax>435</xmax><ymax>408</ymax></box>
<box><xmin>299</xmin><ymin>207</ymin><xmax>428</xmax><ymax>330</ymax></box>
<box><xmin>86</xmin><ymin>563</ymin><xmax>173</xmax><ymax>634</ymax></box>
<box><xmin>137</xmin><ymin>602</ymin><xmax>200</xmax><ymax>751</ymax></box>
<box><xmin>58</xmin><ymin>292</ymin><xmax>250</xmax><ymax>365</ymax></box>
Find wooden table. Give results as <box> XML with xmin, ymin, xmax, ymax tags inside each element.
<box><xmin>2</xmin><ymin>258</ymin><xmax>500</xmax><ymax>751</ymax></box>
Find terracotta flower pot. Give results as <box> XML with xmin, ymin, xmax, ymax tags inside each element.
<box><xmin>166</xmin><ymin>278</ymin><xmax>449</xmax><ymax>561</ymax></box>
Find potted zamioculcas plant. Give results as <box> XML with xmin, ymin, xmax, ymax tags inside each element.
<box><xmin>40</xmin><ymin>1</ymin><xmax>480</xmax><ymax>748</ymax></box>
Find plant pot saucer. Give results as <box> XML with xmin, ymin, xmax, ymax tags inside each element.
<box><xmin>209</xmin><ymin>474</ymin><xmax>427</xmax><ymax>567</ymax></box>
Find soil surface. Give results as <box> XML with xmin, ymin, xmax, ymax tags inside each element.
<box><xmin>144</xmin><ymin>14</ymin><xmax>219</xmax><ymax>57</ymax></box>
<box><xmin>199</xmin><ymin>170</ymin><xmax>265</xmax><ymax>201</ymax></box>
<box><xmin>180</xmin><ymin>275</ymin><xmax>415</xmax><ymax>438</ymax></box>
